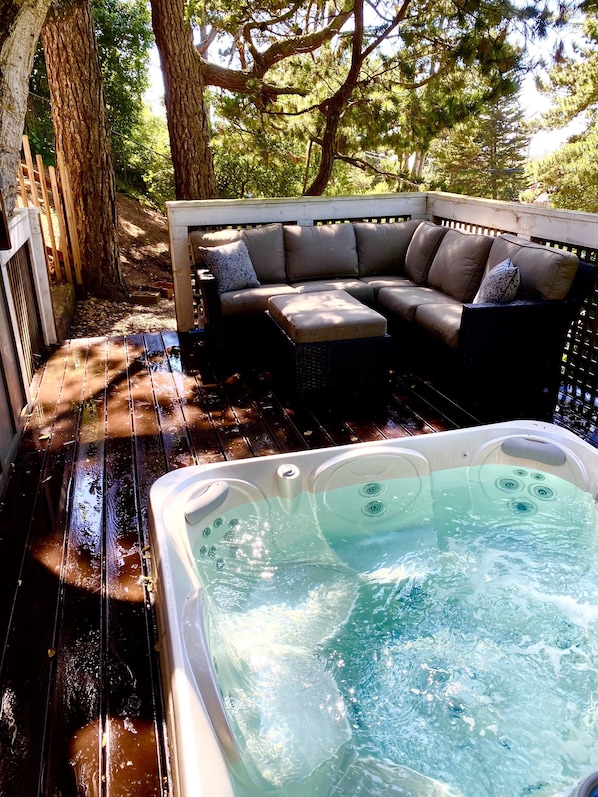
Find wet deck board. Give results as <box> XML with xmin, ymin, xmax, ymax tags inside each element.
<box><xmin>0</xmin><ymin>331</ymin><xmax>471</xmax><ymax>797</ymax></box>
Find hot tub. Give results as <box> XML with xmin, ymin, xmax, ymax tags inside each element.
<box><xmin>149</xmin><ymin>421</ymin><xmax>598</xmax><ymax>797</ymax></box>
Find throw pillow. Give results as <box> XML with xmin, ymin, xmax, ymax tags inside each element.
<box><xmin>198</xmin><ymin>240</ymin><xmax>261</xmax><ymax>295</ymax></box>
<box><xmin>473</xmin><ymin>259</ymin><xmax>520</xmax><ymax>304</ymax></box>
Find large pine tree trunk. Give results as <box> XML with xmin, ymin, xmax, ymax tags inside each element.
<box><xmin>43</xmin><ymin>1</ymin><xmax>125</xmax><ymax>299</ymax></box>
<box><xmin>0</xmin><ymin>0</ymin><xmax>53</xmax><ymax>215</ymax></box>
<box><xmin>151</xmin><ymin>0</ymin><xmax>217</xmax><ymax>200</ymax></box>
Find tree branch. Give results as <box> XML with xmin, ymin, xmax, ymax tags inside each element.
<box><xmin>336</xmin><ymin>151</ymin><xmax>421</xmax><ymax>189</ymax></box>
<box><xmin>247</xmin><ymin>4</ymin><xmax>352</xmax><ymax>73</ymax></box>
<box><xmin>200</xmin><ymin>58</ymin><xmax>308</xmax><ymax>97</ymax></box>
<box><xmin>362</xmin><ymin>0</ymin><xmax>412</xmax><ymax>60</ymax></box>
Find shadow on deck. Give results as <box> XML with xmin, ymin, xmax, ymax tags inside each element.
<box><xmin>0</xmin><ymin>329</ymin><xmax>583</xmax><ymax>796</ymax></box>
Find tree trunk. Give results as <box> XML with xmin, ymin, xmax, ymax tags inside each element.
<box><xmin>303</xmin><ymin>0</ymin><xmax>365</xmax><ymax>196</ymax></box>
<box><xmin>0</xmin><ymin>0</ymin><xmax>53</xmax><ymax>215</ymax></box>
<box><xmin>43</xmin><ymin>1</ymin><xmax>125</xmax><ymax>299</ymax></box>
<box><xmin>151</xmin><ymin>0</ymin><xmax>216</xmax><ymax>200</ymax></box>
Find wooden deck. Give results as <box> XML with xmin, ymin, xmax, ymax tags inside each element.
<box><xmin>0</xmin><ymin>329</ymin><xmax>513</xmax><ymax>796</ymax></box>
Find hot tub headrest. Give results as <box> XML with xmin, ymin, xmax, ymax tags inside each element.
<box><xmin>185</xmin><ymin>480</ymin><xmax>229</xmax><ymax>526</ymax></box>
<box><xmin>501</xmin><ymin>437</ymin><xmax>567</xmax><ymax>467</ymax></box>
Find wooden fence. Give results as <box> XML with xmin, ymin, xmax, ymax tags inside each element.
<box><xmin>17</xmin><ymin>135</ymin><xmax>82</xmax><ymax>288</ymax></box>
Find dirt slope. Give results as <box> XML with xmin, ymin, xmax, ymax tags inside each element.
<box><xmin>117</xmin><ymin>193</ymin><xmax>172</xmax><ymax>289</ymax></box>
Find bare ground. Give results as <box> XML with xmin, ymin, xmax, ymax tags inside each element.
<box><xmin>70</xmin><ymin>194</ymin><xmax>177</xmax><ymax>338</ymax></box>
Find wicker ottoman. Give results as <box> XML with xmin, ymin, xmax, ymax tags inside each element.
<box><xmin>267</xmin><ymin>290</ymin><xmax>390</xmax><ymax>393</ymax></box>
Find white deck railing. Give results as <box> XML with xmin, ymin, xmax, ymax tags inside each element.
<box><xmin>0</xmin><ymin>207</ymin><xmax>57</xmax><ymax>496</ymax></box>
<box><xmin>167</xmin><ymin>191</ymin><xmax>598</xmax><ymax>333</ymax></box>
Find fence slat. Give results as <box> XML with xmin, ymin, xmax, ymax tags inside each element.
<box><xmin>22</xmin><ymin>136</ymin><xmax>40</xmax><ymax>210</ymax></box>
<box><xmin>36</xmin><ymin>154</ymin><xmax>62</xmax><ymax>282</ymax></box>
<box><xmin>49</xmin><ymin>165</ymin><xmax>73</xmax><ymax>285</ymax></box>
<box><xmin>56</xmin><ymin>152</ymin><xmax>83</xmax><ymax>286</ymax></box>
<box><xmin>17</xmin><ymin>163</ymin><xmax>28</xmax><ymax>207</ymax></box>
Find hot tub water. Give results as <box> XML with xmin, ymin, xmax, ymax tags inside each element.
<box><xmin>194</xmin><ymin>465</ymin><xmax>598</xmax><ymax>797</ymax></box>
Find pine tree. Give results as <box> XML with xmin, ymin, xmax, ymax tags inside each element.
<box><xmin>427</xmin><ymin>91</ymin><xmax>529</xmax><ymax>201</ymax></box>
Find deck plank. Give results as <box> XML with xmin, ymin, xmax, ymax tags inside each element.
<box><xmin>104</xmin><ymin>336</ymin><xmax>166</xmax><ymax>797</ymax></box>
<box><xmin>0</xmin><ymin>340</ymin><xmax>90</xmax><ymax>797</ymax></box>
<box><xmin>0</xmin><ymin>342</ymin><xmax>67</xmax><ymax>655</ymax></box>
<box><xmin>43</xmin><ymin>338</ymin><xmax>107</xmax><ymax>797</ymax></box>
<box><xmin>144</xmin><ymin>333</ymin><xmax>196</xmax><ymax>471</ymax></box>
<box><xmin>0</xmin><ymin>331</ymin><xmax>482</xmax><ymax>797</ymax></box>
<box><xmin>161</xmin><ymin>331</ymin><xmax>224</xmax><ymax>465</ymax></box>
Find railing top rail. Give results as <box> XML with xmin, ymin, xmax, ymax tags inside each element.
<box><xmin>427</xmin><ymin>192</ymin><xmax>598</xmax><ymax>250</ymax></box>
<box><xmin>167</xmin><ymin>192</ymin><xmax>429</xmax><ymax>229</ymax></box>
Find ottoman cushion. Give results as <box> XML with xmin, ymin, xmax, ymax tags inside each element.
<box><xmin>268</xmin><ymin>290</ymin><xmax>387</xmax><ymax>344</ymax></box>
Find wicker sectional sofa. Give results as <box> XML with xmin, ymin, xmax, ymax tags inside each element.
<box><xmin>190</xmin><ymin>219</ymin><xmax>593</xmax><ymax>417</ymax></box>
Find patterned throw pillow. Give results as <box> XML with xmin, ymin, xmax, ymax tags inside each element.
<box><xmin>198</xmin><ymin>240</ymin><xmax>261</xmax><ymax>295</ymax></box>
<box><xmin>473</xmin><ymin>258</ymin><xmax>520</xmax><ymax>304</ymax></box>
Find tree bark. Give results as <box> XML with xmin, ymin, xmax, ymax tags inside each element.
<box><xmin>304</xmin><ymin>0</ymin><xmax>365</xmax><ymax>196</ymax></box>
<box><xmin>151</xmin><ymin>0</ymin><xmax>216</xmax><ymax>200</ymax></box>
<box><xmin>304</xmin><ymin>0</ymin><xmax>411</xmax><ymax>195</ymax></box>
<box><xmin>0</xmin><ymin>0</ymin><xmax>53</xmax><ymax>215</ymax></box>
<box><xmin>43</xmin><ymin>1</ymin><xmax>125</xmax><ymax>299</ymax></box>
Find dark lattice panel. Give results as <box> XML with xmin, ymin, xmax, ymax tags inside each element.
<box><xmin>536</xmin><ymin>239</ymin><xmax>598</xmax><ymax>444</ymax></box>
<box><xmin>313</xmin><ymin>216</ymin><xmax>411</xmax><ymax>224</ymax></box>
<box><xmin>432</xmin><ymin>215</ymin><xmax>515</xmax><ymax>237</ymax></box>
<box><xmin>5</xmin><ymin>243</ymin><xmax>44</xmax><ymax>384</ymax></box>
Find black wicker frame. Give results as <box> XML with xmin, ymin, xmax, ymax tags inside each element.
<box><xmin>267</xmin><ymin>313</ymin><xmax>390</xmax><ymax>394</ymax></box>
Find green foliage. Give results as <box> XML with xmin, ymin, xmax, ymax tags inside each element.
<box><xmin>425</xmin><ymin>89</ymin><xmax>530</xmax><ymax>201</ymax></box>
<box><xmin>27</xmin><ymin>44</ymin><xmax>55</xmax><ymax>162</ymax></box>
<box><xmin>200</xmin><ymin>0</ymin><xmax>570</xmax><ymax>194</ymax></box>
<box><xmin>116</xmin><ymin>108</ymin><xmax>175</xmax><ymax>207</ymax></box>
<box><xmin>212</xmin><ymin>131</ymin><xmax>306</xmax><ymax>198</ymax></box>
<box><xmin>527</xmin><ymin>9</ymin><xmax>598</xmax><ymax>211</ymax></box>
<box><xmin>538</xmin><ymin>11</ymin><xmax>598</xmax><ymax>127</ymax></box>
<box><xmin>93</xmin><ymin>0</ymin><xmax>154</xmax><ymax>186</ymax></box>
<box><xmin>523</xmin><ymin>127</ymin><xmax>598</xmax><ymax>211</ymax></box>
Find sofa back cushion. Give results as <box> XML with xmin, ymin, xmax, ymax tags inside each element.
<box><xmin>427</xmin><ymin>229</ymin><xmax>493</xmax><ymax>302</ymax></box>
<box><xmin>486</xmin><ymin>233</ymin><xmax>579</xmax><ymax>300</ymax></box>
<box><xmin>404</xmin><ymin>222</ymin><xmax>449</xmax><ymax>284</ymax></box>
<box><xmin>354</xmin><ymin>219</ymin><xmax>421</xmax><ymax>276</ymax></box>
<box><xmin>189</xmin><ymin>228</ymin><xmax>239</xmax><ymax>264</ymax></box>
<box><xmin>197</xmin><ymin>240</ymin><xmax>261</xmax><ymax>295</ymax></box>
<box><xmin>189</xmin><ymin>223</ymin><xmax>286</xmax><ymax>283</ymax></box>
<box><xmin>284</xmin><ymin>223</ymin><xmax>359</xmax><ymax>282</ymax></box>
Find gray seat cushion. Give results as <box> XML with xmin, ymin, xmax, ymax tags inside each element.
<box><xmin>359</xmin><ymin>275</ymin><xmax>414</xmax><ymax>298</ymax></box>
<box><xmin>284</xmin><ymin>224</ymin><xmax>359</xmax><ymax>282</ymax></box>
<box><xmin>220</xmin><ymin>284</ymin><xmax>298</xmax><ymax>316</ymax></box>
<box><xmin>486</xmin><ymin>234</ymin><xmax>578</xmax><ymax>301</ymax></box>
<box><xmin>414</xmin><ymin>303</ymin><xmax>464</xmax><ymax>349</ymax></box>
<box><xmin>354</xmin><ymin>220</ymin><xmax>421</xmax><ymax>277</ymax></box>
<box><xmin>377</xmin><ymin>284</ymin><xmax>460</xmax><ymax>324</ymax></box>
<box><xmin>427</xmin><ymin>229</ymin><xmax>493</xmax><ymax>303</ymax></box>
<box><xmin>268</xmin><ymin>290</ymin><xmax>386</xmax><ymax>343</ymax></box>
<box><xmin>292</xmin><ymin>279</ymin><xmax>375</xmax><ymax>304</ymax></box>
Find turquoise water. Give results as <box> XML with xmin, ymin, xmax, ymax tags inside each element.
<box><xmin>193</xmin><ymin>465</ymin><xmax>598</xmax><ymax>797</ymax></box>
